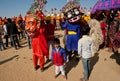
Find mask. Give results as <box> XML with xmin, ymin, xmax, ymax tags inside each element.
<box><xmin>25</xmin><ymin>16</ymin><xmax>40</xmax><ymax>37</ymax></box>
<box><xmin>65</xmin><ymin>8</ymin><xmax>81</xmax><ymax>23</ymax></box>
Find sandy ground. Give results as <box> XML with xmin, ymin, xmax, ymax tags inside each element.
<box><xmin>0</xmin><ymin>30</ymin><xmax>120</xmax><ymax>81</ymax></box>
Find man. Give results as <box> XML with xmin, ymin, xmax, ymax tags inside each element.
<box><xmin>7</xmin><ymin>18</ymin><xmax>21</xmax><ymax>50</ymax></box>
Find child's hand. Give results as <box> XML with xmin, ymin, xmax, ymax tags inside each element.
<box><xmin>64</xmin><ymin>62</ymin><xmax>66</xmax><ymax>68</ymax></box>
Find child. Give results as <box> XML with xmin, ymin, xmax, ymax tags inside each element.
<box><xmin>51</xmin><ymin>38</ymin><xmax>67</xmax><ymax>80</ymax></box>
<box><xmin>78</xmin><ymin>27</ymin><xmax>94</xmax><ymax>81</ymax></box>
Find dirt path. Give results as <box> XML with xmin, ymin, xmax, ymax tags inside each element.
<box><xmin>0</xmin><ymin>30</ymin><xmax>120</xmax><ymax>81</ymax></box>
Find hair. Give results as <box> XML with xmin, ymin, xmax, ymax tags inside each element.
<box><xmin>46</xmin><ymin>20</ymin><xmax>50</xmax><ymax>24</ymax></box>
<box><xmin>53</xmin><ymin>38</ymin><xmax>60</xmax><ymax>44</ymax></box>
<box><xmin>7</xmin><ymin>18</ymin><xmax>12</xmax><ymax>23</ymax></box>
<box><xmin>90</xmin><ymin>14</ymin><xmax>95</xmax><ymax>19</ymax></box>
<box><xmin>82</xmin><ymin>25</ymin><xmax>91</xmax><ymax>35</ymax></box>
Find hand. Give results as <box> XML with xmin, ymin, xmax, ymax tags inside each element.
<box><xmin>64</xmin><ymin>62</ymin><xmax>67</xmax><ymax>68</ymax></box>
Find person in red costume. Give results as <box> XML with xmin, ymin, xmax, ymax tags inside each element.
<box><xmin>25</xmin><ymin>12</ymin><xmax>49</xmax><ymax>72</ymax></box>
<box><xmin>100</xmin><ymin>18</ymin><xmax>107</xmax><ymax>48</ymax></box>
<box><xmin>45</xmin><ymin>19</ymin><xmax>55</xmax><ymax>59</ymax></box>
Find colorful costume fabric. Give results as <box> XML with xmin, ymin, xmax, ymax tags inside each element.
<box><xmin>25</xmin><ymin>0</ymin><xmax>48</xmax><ymax>71</ymax></box>
<box><xmin>61</xmin><ymin>0</ymin><xmax>82</xmax><ymax>52</ymax></box>
<box><xmin>25</xmin><ymin>14</ymin><xmax>49</xmax><ymax>70</ymax></box>
<box><xmin>30</xmin><ymin>25</ymin><xmax>49</xmax><ymax>69</ymax></box>
<box><xmin>113</xmin><ymin>31</ymin><xmax>120</xmax><ymax>49</ymax></box>
<box><xmin>100</xmin><ymin>21</ymin><xmax>107</xmax><ymax>42</ymax></box>
<box><xmin>38</xmin><ymin>24</ymin><xmax>49</xmax><ymax>58</ymax></box>
<box><xmin>88</xmin><ymin>19</ymin><xmax>103</xmax><ymax>53</ymax></box>
<box><xmin>62</xmin><ymin>22</ymin><xmax>81</xmax><ymax>51</ymax></box>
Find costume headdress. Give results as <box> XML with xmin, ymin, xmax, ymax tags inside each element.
<box><xmin>61</xmin><ymin>0</ymin><xmax>80</xmax><ymax>13</ymax></box>
<box><xmin>27</xmin><ymin>0</ymin><xmax>47</xmax><ymax>20</ymax></box>
<box><xmin>25</xmin><ymin>0</ymin><xmax>47</xmax><ymax>34</ymax></box>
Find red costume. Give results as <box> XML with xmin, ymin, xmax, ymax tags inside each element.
<box><xmin>100</xmin><ymin>21</ymin><xmax>107</xmax><ymax>42</ymax></box>
<box><xmin>45</xmin><ymin>21</ymin><xmax>55</xmax><ymax>41</ymax></box>
<box><xmin>25</xmin><ymin>13</ymin><xmax>49</xmax><ymax>71</ymax></box>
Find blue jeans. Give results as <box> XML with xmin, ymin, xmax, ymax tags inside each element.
<box><xmin>82</xmin><ymin>58</ymin><xmax>91</xmax><ymax>80</ymax></box>
<box><xmin>25</xmin><ymin>32</ymin><xmax>32</xmax><ymax>49</ymax></box>
<box><xmin>0</xmin><ymin>35</ymin><xmax>5</xmax><ymax>50</ymax></box>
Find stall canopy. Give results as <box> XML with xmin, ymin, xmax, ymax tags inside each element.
<box><xmin>91</xmin><ymin>0</ymin><xmax>120</xmax><ymax>14</ymax></box>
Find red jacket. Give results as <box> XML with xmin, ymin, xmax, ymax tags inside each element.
<box><xmin>52</xmin><ymin>46</ymin><xmax>67</xmax><ymax>66</ymax></box>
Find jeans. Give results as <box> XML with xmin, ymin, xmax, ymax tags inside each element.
<box><xmin>0</xmin><ymin>35</ymin><xmax>5</xmax><ymax>50</ymax></box>
<box><xmin>25</xmin><ymin>32</ymin><xmax>32</xmax><ymax>49</ymax></box>
<box><xmin>10</xmin><ymin>35</ymin><xmax>20</xmax><ymax>49</ymax></box>
<box><xmin>27</xmin><ymin>36</ymin><xmax>32</xmax><ymax>49</ymax></box>
<box><xmin>4</xmin><ymin>35</ymin><xmax>9</xmax><ymax>47</ymax></box>
<box><xmin>82</xmin><ymin>58</ymin><xmax>91</xmax><ymax>80</ymax></box>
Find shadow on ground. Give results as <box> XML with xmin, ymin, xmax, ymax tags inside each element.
<box><xmin>110</xmin><ymin>53</ymin><xmax>120</xmax><ymax>65</ymax></box>
<box><xmin>0</xmin><ymin>55</ymin><xmax>19</xmax><ymax>65</ymax></box>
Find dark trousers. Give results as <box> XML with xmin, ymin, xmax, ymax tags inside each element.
<box><xmin>4</xmin><ymin>35</ymin><xmax>9</xmax><ymax>47</ymax></box>
<box><xmin>10</xmin><ymin>35</ymin><xmax>20</xmax><ymax>49</ymax></box>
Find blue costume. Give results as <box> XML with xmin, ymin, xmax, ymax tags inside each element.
<box><xmin>62</xmin><ymin>21</ymin><xmax>81</xmax><ymax>51</ymax></box>
<box><xmin>61</xmin><ymin>0</ymin><xmax>82</xmax><ymax>61</ymax></box>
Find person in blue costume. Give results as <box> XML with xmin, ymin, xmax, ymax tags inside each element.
<box><xmin>61</xmin><ymin>0</ymin><xmax>82</xmax><ymax>61</ymax></box>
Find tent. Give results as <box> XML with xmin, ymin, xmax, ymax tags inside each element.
<box><xmin>91</xmin><ymin>0</ymin><xmax>120</xmax><ymax>14</ymax></box>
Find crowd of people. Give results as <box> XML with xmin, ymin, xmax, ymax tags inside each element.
<box><xmin>0</xmin><ymin>8</ymin><xmax>120</xmax><ymax>81</ymax></box>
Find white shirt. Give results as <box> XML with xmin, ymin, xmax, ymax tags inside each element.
<box><xmin>78</xmin><ymin>35</ymin><xmax>94</xmax><ymax>59</ymax></box>
<box><xmin>55</xmin><ymin>47</ymin><xmax>60</xmax><ymax>53</ymax></box>
<box><xmin>3</xmin><ymin>24</ymin><xmax>7</xmax><ymax>35</ymax></box>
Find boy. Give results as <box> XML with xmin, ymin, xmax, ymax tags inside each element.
<box><xmin>51</xmin><ymin>38</ymin><xmax>67</xmax><ymax>80</ymax></box>
<box><xmin>78</xmin><ymin>27</ymin><xmax>94</xmax><ymax>81</ymax></box>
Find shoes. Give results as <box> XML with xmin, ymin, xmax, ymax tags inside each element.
<box><xmin>40</xmin><ymin>68</ymin><xmax>44</xmax><ymax>72</ymax></box>
<box><xmin>46</xmin><ymin>59</ymin><xmax>51</xmax><ymax>63</ymax></box>
<box><xmin>0</xmin><ymin>47</ymin><xmax>6</xmax><ymax>51</ymax></box>
<box><xmin>4</xmin><ymin>47</ymin><xmax>7</xmax><ymax>49</ymax></box>
<box><xmin>80</xmin><ymin>78</ymin><xmax>88</xmax><ymax>81</ymax></box>
<box><xmin>15</xmin><ymin>47</ymin><xmax>18</xmax><ymax>50</ymax></box>
<box><xmin>29</xmin><ymin>46</ymin><xmax>32</xmax><ymax>49</ymax></box>
<box><xmin>34</xmin><ymin>65</ymin><xmax>40</xmax><ymax>71</ymax></box>
<box><xmin>18</xmin><ymin>46</ymin><xmax>23</xmax><ymax>48</ymax></box>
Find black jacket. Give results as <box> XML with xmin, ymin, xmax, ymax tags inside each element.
<box><xmin>6</xmin><ymin>22</ymin><xmax>18</xmax><ymax>36</ymax></box>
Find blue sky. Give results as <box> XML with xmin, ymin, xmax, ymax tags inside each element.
<box><xmin>0</xmin><ymin>0</ymin><xmax>98</xmax><ymax>18</ymax></box>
